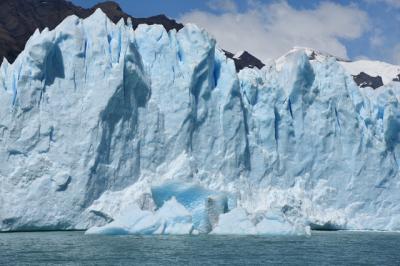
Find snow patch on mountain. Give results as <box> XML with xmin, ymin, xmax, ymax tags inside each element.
<box><xmin>340</xmin><ymin>60</ymin><xmax>400</xmax><ymax>85</ymax></box>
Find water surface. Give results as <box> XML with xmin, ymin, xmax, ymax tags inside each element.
<box><xmin>1</xmin><ymin>231</ymin><xmax>399</xmax><ymax>265</ymax></box>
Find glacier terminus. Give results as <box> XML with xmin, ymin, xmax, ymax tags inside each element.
<box><xmin>0</xmin><ymin>9</ymin><xmax>400</xmax><ymax>235</ymax></box>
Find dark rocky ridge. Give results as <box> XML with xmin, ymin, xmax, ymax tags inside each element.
<box><xmin>224</xmin><ymin>50</ymin><xmax>265</xmax><ymax>71</ymax></box>
<box><xmin>352</xmin><ymin>72</ymin><xmax>384</xmax><ymax>89</ymax></box>
<box><xmin>0</xmin><ymin>0</ymin><xmax>264</xmax><ymax>72</ymax></box>
<box><xmin>394</xmin><ymin>74</ymin><xmax>400</xmax><ymax>82</ymax></box>
<box><xmin>307</xmin><ymin>50</ymin><xmax>351</xmax><ymax>63</ymax></box>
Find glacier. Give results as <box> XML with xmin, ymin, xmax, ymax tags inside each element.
<box><xmin>0</xmin><ymin>9</ymin><xmax>400</xmax><ymax>234</ymax></box>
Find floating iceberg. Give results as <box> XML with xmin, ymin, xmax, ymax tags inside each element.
<box><xmin>86</xmin><ymin>197</ymin><xmax>309</xmax><ymax>236</ymax></box>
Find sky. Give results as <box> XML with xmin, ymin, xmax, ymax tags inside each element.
<box><xmin>71</xmin><ymin>0</ymin><xmax>400</xmax><ymax>65</ymax></box>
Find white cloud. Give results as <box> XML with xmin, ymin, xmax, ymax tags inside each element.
<box><xmin>384</xmin><ymin>0</ymin><xmax>400</xmax><ymax>7</ymax></box>
<box><xmin>207</xmin><ymin>0</ymin><xmax>238</xmax><ymax>12</ymax></box>
<box><xmin>180</xmin><ymin>1</ymin><xmax>369</xmax><ymax>62</ymax></box>
<box><xmin>363</xmin><ymin>0</ymin><xmax>400</xmax><ymax>8</ymax></box>
<box><xmin>392</xmin><ymin>44</ymin><xmax>400</xmax><ymax>64</ymax></box>
<box><xmin>354</xmin><ymin>55</ymin><xmax>371</xmax><ymax>61</ymax></box>
<box><xmin>370</xmin><ymin>29</ymin><xmax>385</xmax><ymax>47</ymax></box>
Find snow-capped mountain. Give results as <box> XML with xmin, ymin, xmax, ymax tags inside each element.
<box><xmin>1</xmin><ymin>4</ymin><xmax>400</xmax><ymax>234</ymax></box>
<box><xmin>276</xmin><ymin>47</ymin><xmax>400</xmax><ymax>89</ymax></box>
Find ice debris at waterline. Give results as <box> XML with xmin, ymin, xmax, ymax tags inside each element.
<box><xmin>86</xmin><ymin>197</ymin><xmax>194</xmax><ymax>235</ymax></box>
<box><xmin>151</xmin><ymin>181</ymin><xmax>232</xmax><ymax>233</ymax></box>
<box><xmin>1</xmin><ymin>9</ymin><xmax>400</xmax><ymax>234</ymax></box>
<box><xmin>86</xmin><ymin>196</ymin><xmax>310</xmax><ymax>236</ymax></box>
<box><xmin>211</xmin><ymin>208</ymin><xmax>310</xmax><ymax>235</ymax></box>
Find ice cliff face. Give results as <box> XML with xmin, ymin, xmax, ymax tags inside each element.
<box><xmin>0</xmin><ymin>10</ymin><xmax>400</xmax><ymax>233</ymax></box>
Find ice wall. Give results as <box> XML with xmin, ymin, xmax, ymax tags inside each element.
<box><xmin>0</xmin><ymin>10</ymin><xmax>400</xmax><ymax>232</ymax></box>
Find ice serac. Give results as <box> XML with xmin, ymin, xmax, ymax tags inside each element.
<box><xmin>0</xmin><ymin>10</ymin><xmax>400</xmax><ymax>234</ymax></box>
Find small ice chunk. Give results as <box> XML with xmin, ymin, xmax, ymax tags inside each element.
<box><xmin>85</xmin><ymin>207</ymin><xmax>155</xmax><ymax>235</ymax></box>
<box><xmin>255</xmin><ymin>210</ymin><xmax>311</xmax><ymax>236</ymax></box>
<box><xmin>211</xmin><ymin>208</ymin><xmax>311</xmax><ymax>235</ymax></box>
<box><xmin>151</xmin><ymin>181</ymin><xmax>230</xmax><ymax>233</ymax></box>
<box><xmin>211</xmin><ymin>208</ymin><xmax>257</xmax><ymax>235</ymax></box>
<box><xmin>206</xmin><ymin>195</ymin><xmax>229</xmax><ymax>229</ymax></box>
<box><xmin>155</xmin><ymin>197</ymin><xmax>193</xmax><ymax>235</ymax></box>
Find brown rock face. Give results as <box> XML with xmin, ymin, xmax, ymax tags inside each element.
<box><xmin>0</xmin><ymin>0</ymin><xmax>183</xmax><ymax>64</ymax></box>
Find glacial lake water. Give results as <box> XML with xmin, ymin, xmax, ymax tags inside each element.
<box><xmin>0</xmin><ymin>231</ymin><xmax>399</xmax><ymax>265</ymax></box>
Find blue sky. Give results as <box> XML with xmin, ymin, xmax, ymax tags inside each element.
<box><xmin>71</xmin><ymin>0</ymin><xmax>400</xmax><ymax>64</ymax></box>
